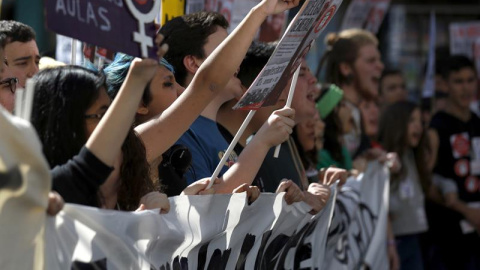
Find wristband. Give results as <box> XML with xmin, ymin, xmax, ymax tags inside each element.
<box><xmin>387</xmin><ymin>239</ymin><xmax>396</xmax><ymax>246</ymax></box>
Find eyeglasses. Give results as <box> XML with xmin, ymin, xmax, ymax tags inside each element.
<box><xmin>84</xmin><ymin>112</ymin><xmax>106</xmax><ymax>120</ymax></box>
<box><xmin>0</xmin><ymin>77</ymin><xmax>18</xmax><ymax>94</ymax></box>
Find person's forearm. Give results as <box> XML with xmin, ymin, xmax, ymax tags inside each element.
<box><xmin>138</xmin><ymin>7</ymin><xmax>270</xmax><ymax>163</ymax></box>
<box><xmin>86</xmin><ymin>76</ymin><xmax>145</xmax><ymax>166</ymax></box>
<box><xmin>196</xmin><ymin>6</ymin><xmax>268</xmax><ymax>92</ymax></box>
<box><xmin>215</xmin><ymin>139</ymin><xmax>271</xmax><ymax>193</ymax></box>
<box><xmin>450</xmin><ymin>199</ymin><xmax>471</xmax><ymax>215</ymax></box>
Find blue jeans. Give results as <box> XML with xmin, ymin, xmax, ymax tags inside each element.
<box><xmin>396</xmin><ymin>234</ymin><xmax>424</xmax><ymax>270</ymax></box>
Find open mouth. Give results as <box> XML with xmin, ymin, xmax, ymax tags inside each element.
<box><xmin>411</xmin><ymin>133</ymin><xmax>421</xmax><ymax>141</ymax></box>
<box><xmin>306</xmin><ymin>92</ymin><xmax>315</xmax><ymax>103</ymax></box>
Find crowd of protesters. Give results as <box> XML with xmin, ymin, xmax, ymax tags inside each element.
<box><xmin>0</xmin><ymin>0</ymin><xmax>479</xmax><ymax>269</ymax></box>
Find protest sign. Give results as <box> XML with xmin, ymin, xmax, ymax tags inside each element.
<box><xmin>160</xmin><ymin>0</ymin><xmax>185</xmax><ymax>25</ymax></box>
<box><xmin>450</xmin><ymin>21</ymin><xmax>480</xmax><ymax>59</ymax></box>
<box><xmin>204</xmin><ymin>0</ymin><xmax>234</xmax><ymax>25</ymax></box>
<box><xmin>185</xmin><ymin>0</ymin><xmax>204</xmax><ymax>14</ymax></box>
<box><xmin>234</xmin><ymin>0</ymin><xmax>343</xmax><ymax>110</ymax></box>
<box><xmin>45</xmin><ymin>0</ymin><xmax>161</xmax><ymax>58</ymax></box>
<box><xmin>55</xmin><ymin>34</ymin><xmax>82</xmax><ymax>64</ymax></box>
<box><xmin>229</xmin><ymin>0</ymin><xmax>258</xmax><ymax>33</ymax></box>
<box><xmin>340</xmin><ymin>0</ymin><xmax>390</xmax><ymax>34</ymax></box>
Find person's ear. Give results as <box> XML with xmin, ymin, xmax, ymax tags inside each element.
<box><xmin>183</xmin><ymin>55</ymin><xmax>201</xmax><ymax>74</ymax></box>
<box><xmin>137</xmin><ymin>106</ymin><xmax>149</xmax><ymax>115</ymax></box>
<box><xmin>339</xmin><ymin>62</ymin><xmax>353</xmax><ymax>78</ymax></box>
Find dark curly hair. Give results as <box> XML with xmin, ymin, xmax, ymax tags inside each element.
<box><xmin>0</xmin><ymin>20</ymin><xmax>36</xmax><ymax>44</ymax></box>
<box><xmin>159</xmin><ymin>11</ymin><xmax>228</xmax><ymax>86</ymax></box>
<box><xmin>31</xmin><ymin>66</ymin><xmax>156</xmax><ymax>210</ymax></box>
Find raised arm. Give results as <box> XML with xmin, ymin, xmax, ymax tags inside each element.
<box><xmin>86</xmin><ymin>56</ymin><xmax>164</xmax><ymax>166</ymax></box>
<box><xmin>136</xmin><ymin>0</ymin><xmax>300</xmax><ymax>163</ymax></box>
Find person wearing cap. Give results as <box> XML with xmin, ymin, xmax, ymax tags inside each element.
<box><xmin>316</xmin><ymin>84</ymin><xmax>354</xmax><ymax>170</ymax></box>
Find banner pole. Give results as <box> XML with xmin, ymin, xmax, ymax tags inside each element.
<box><xmin>273</xmin><ymin>65</ymin><xmax>300</xmax><ymax>158</ymax></box>
<box><xmin>208</xmin><ymin>110</ymin><xmax>257</xmax><ymax>189</ymax></box>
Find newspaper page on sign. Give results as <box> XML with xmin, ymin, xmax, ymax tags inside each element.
<box><xmin>340</xmin><ymin>0</ymin><xmax>390</xmax><ymax>34</ymax></box>
<box><xmin>234</xmin><ymin>0</ymin><xmax>343</xmax><ymax>110</ymax></box>
<box><xmin>450</xmin><ymin>21</ymin><xmax>480</xmax><ymax>59</ymax></box>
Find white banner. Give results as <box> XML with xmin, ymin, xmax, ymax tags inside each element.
<box><xmin>41</xmin><ymin>162</ymin><xmax>388</xmax><ymax>269</ymax></box>
<box><xmin>1</xmin><ymin>107</ymin><xmax>389</xmax><ymax>270</ymax></box>
<box><xmin>324</xmin><ymin>162</ymin><xmax>389</xmax><ymax>269</ymax></box>
<box><xmin>45</xmin><ymin>192</ymin><xmax>334</xmax><ymax>269</ymax></box>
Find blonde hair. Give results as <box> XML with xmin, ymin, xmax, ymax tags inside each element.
<box><xmin>39</xmin><ymin>57</ymin><xmax>65</xmax><ymax>70</ymax></box>
<box><xmin>320</xmin><ymin>29</ymin><xmax>378</xmax><ymax>86</ymax></box>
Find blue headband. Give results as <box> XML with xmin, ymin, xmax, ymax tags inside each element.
<box><xmin>160</xmin><ymin>58</ymin><xmax>175</xmax><ymax>74</ymax></box>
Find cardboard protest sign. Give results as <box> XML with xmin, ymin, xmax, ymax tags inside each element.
<box><xmin>234</xmin><ymin>0</ymin><xmax>343</xmax><ymax>110</ymax></box>
<box><xmin>45</xmin><ymin>0</ymin><xmax>161</xmax><ymax>58</ymax></box>
<box><xmin>160</xmin><ymin>0</ymin><xmax>185</xmax><ymax>25</ymax></box>
<box><xmin>340</xmin><ymin>0</ymin><xmax>390</xmax><ymax>34</ymax></box>
<box><xmin>450</xmin><ymin>21</ymin><xmax>480</xmax><ymax>59</ymax></box>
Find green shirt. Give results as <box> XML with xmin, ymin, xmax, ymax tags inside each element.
<box><xmin>317</xmin><ymin>147</ymin><xmax>353</xmax><ymax>170</ymax></box>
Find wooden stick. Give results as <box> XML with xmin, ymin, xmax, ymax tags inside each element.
<box><xmin>273</xmin><ymin>65</ymin><xmax>300</xmax><ymax>158</ymax></box>
<box><xmin>208</xmin><ymin>110</ymin><xmax>257</xmax><ymax>189</ymax></box>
